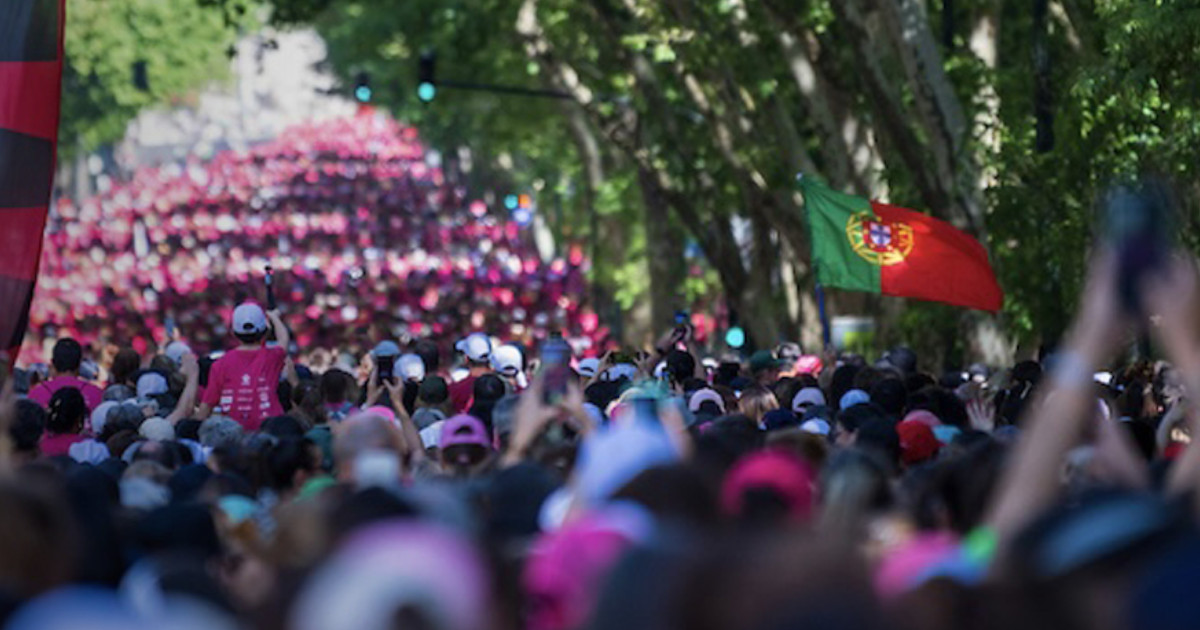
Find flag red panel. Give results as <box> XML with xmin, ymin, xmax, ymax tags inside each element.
<box><xmin>0</xmin><ymin>0</ymin><xmax>65</xmax><ymax>360</ymax></box>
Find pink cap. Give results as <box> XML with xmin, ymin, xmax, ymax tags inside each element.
<box><xmin>795</xmin><ymin>354</ymin><xmax>824</xmax><ymax>375</ymax></box>
<box><xmin>720</xmin><ymin>450</ymin><xmax>817</xmax><ymax>523</ymax></box>
<box><xmin>364</xmin><ymin>405</ymin><xmax>398</xmax><ymax>426</ymax></box>
<box><xmin>440</xmin><ymin>414</ymin><xmax>490</xmax><ymax>449</ymax></box>
<box><xmin>902</xmin><ymin>409</ymin><xmax>941</xmax><ymax>428</ymax></box>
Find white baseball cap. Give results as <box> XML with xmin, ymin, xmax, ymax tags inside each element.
<box><xmin>792</xmin><ymin>387</ymin><xmax>827</xmax><ymax>412</ymax></box>
<box><xmin>491</xmin><ymin>344</ymin><xmax>523</xmax><ymax>377</ymax></box>
<box><xmin>232</xmin><ymin>302</ymin><xmax>267</xmax><ymax>335</ymax></box>
<box><xmin>398</xmin><ymin>354</ymin><xmax>426</xmax><ymax>381</ymax></box>
<box><xmin>603</xmin><ymin>363</ymin><xmax>638</xmax><ymax>382</ymax></box>
<box><xmin>575</xmin><ymin>357</ymin><xmax>601</xmax><ymax>379</ymax></box>
<box><xmin>800</xmin><ymin>418</ymin><xmax>832</xmax><ymax>436</ymax></box>
<box><xmin>688</xmin><ymin>388</ymin><xmax>726</xmax><ymax>414</ymax></box>
<box><xmin>372</xmin><ymin>340</ymin><xmax>401</xmax><ymax>357</ymax></box>
<box><xmin>139</xmin><ymin>417</ymin><xmax>176</xmax><ymax>441</ymax></box>
<box><xmin>164</xmin><ymin>341</ymin><xmax>191</xmax><ymax>366</ymax></box>
<box><xmin>136</xmin><ymin>372</ymin><xmax>169</xmax><ymax>398</ymax></box>
<box><xmin>455</xmin><ymin>333</ymin><xmax>492</xmax><ymax>363</ymax></box>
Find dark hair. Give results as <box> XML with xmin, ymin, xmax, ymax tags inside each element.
<box><xmin>829</xmin><ymin>364</ymin><xmax>862</xmax><ymax>411</ymax></box>
<box><xmin>414</xmin><ymin>339</ymin><xmax>441</xmax><ymax>374</ymax></box>
<box><xmin>903</xmin><ymin>372</ymin><xmax>936</xmax><ymax>394</ymax></box>
<box><xmin>330</xmin><ymin>487</ymin><xmax>419</xmax><ymax>543</ymax></box>
<box><xmin>264</xmin><ymin>437</ymin><xmax>318</xmax><ymax>493</ymax></box>
<box><xmin>585</xmin><ymin>381</ymin><xmax>623</xmax><ymax>411</ymax></box>
<box><xmin>198</xmin><ymin>356</ymin><xmax>214</xmax><ymax>388</ymax></box>
<box><xmin>47</xmin><ymin>387</ymin><xmax>87</xmax><ymax>435</ymax></box>
<box><xmin>693</xmin><ymin>415</ymin><xmax>763</xmax><ymax>473</ymax></box>
<box><xmin>319</xmin><ymin>369</ymin><xmax>356</xmax><ymax>405</ymax></box>
<box><xmin>51</xmin><ymin>338</ymin><xmax>83</xmax><ymax>374</ymax></box>
<box><xmin>468</xmin><ymin>402</ymin><xmax>495</xmax><ymax>435</ymax></box>
<box><xmin>773</xmin><ymin>377</ymin><xmax>802</xmax><ymax>413</ymax></box>
<box><xmin>869</xmin><ymin>378</ymin><xmax>907</xmax><ymax>418</ymax></box>
<box><xmin>110</xmin><ymin>348</ymin><xmax>141</xmax><ymax>387</ymax></box>
<box><xmin>12</xmin><ymin>400</ymin><xmax>47</xmax><ymax>452</ymax></box>
<box><xmin>713</xmin><ymin>362</ymin><xmax>741</xmax><ymax>388</ymax></box>
<box><xmin>132</xmin><ymin>440</ymin><xmax>191</xmax><ymax>470</ymax></box>
<box><xmin>292</xmin><ymin>380</ymin><xmax>329</xmax><ymax>427</ymax></box>
<box><xmin>665</xmin><ymin>350</ymin><xmax>695</xmax><ymax>386</ymax></box>
<box><xmin>611</xmin><ymin>464</ymin><xmax>718</xmax><ymax>529</ymax></box>
<box><xmin>174</xmin><ymin>419</ymin><xmax>202</xmax><ymax>442</ymax></box>
<box><xmin>106</xmin><ymin>430</ymin><xmax>139</xmax><ymax>460</ymax></box>
<box><xmin>234</xmin><ymin>330</ymin><xmax>268</xmax><ymax>345</ymax></box>
<box><xmin>418</xmin><ymin>376</ymin><xmax>449</xmax><ymax>405</ymax></box>
<box><xmin>852</xmin><ymin>367</ymin><xmax>888</xmax><ymax>393</ymax></box>
<box><xmin>473</xmin><ymin>374</ymin><xmax>507</xmax><ymax>404</ymax></box>
<box><xmin>836</xmin><ymin>402</ymin><xmax>887</xmax><ymax>436</ymax></box>
<box><xmin>856</xmin><ymin>417</ymin><xmax>901</xmax><ymax>470</ymax></box>
<box><xmin>260</xmin><ymin>415</ymin><xmax>305</xmax><ymax>439</ymax></box>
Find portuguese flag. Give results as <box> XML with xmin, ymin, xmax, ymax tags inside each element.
<box><xmin>0</xmin><ymin>0</ymin><xmax>66</xmax><ymax>360</ymax></box>
<box><xmin>800</xmin><ymin>178</ymin><xmax>1003</xmax><ymax>312</ymax></box>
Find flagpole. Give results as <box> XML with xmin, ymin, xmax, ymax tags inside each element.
<box><xmin>797</xmin><ymin>172</ymin><xmax>833</xmax><ymax>351</ymax></box>
<box><xmin>816</xmin><ymin>282</ymin><xmax>832</xmax><ymax>350</ymax></box>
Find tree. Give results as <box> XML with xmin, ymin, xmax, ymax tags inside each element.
<box><xmin>254</xmin><ymin>0</ymin><xmax>1200</xmax><ymax>365</ymax></box>
<box><xmin>60</xmin><ymin>0</ymin><xmax>244</xmax><ymax>158</ymax></box>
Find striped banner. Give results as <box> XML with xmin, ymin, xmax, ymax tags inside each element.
<box><xmin>0</xmin><ymin>0</ymin><xmax>66</xmax><ymax>361</ymax></box>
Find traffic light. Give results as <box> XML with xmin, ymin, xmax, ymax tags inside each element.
<box><xmin>725</xmin><ymin>326</ymin><xmax>746</xmax><ymax>349</ymax></box>
<box><xmin>132</xmin><ymin>60</ymin><xmax>149</xmax><ymax>91</ymax></box>
<box><xmin>354</xmin><ymin>72</ymin><xmax>372</xmax><ymax>103</ymax></box>
<box><xmin>417</xmin><ymin>51</ymin><xmax>437</xmax><ymax>102</ymax></box>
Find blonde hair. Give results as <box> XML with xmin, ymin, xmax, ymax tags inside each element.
<box><xmin>738</xmin><ymin>385</ymin><xmax>779</xmax><ymax>425</ymax></box>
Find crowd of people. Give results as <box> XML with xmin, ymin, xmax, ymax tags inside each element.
<box><xmin>3</xmin><ymin>243</ymin><xmax>1200</xmax><ymax>630</ymax></box>
<box><xmin>25</xmin><ymin>112</ymin><xmax>601</xmax><ymax>365</ymax></box>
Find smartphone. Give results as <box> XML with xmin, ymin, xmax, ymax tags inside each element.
<box><xmin>1102</xmin><ymin>179</ymin><xmax>1175</xmax><ymax>315</ymax></box>
<box><xmin>376</xmin><ymin>354</ymin><xmax>396</xmax><ymax>385</ymax></box>
<box><xmin>541</xmin><ymin>333</ymin><xmax>572</xmax><ymax>404</ymax></box>
<box><xmin>265</xmin><ymin>265</ymin><xmax>277</xmax><ymax>310</ymax></box>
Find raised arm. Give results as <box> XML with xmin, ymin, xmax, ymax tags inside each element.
<box><xmin>268</xmin><ymin>309</ymin><xmax>290</xmax><ymax>352</ymax></box>
<box><xmin>985</xmin><ymin>253</ymin><xmax>1129</xmax><ymax>544</ymax></box>
<box><xmin>165</xmin><ymin>353</ymin><xmax>200</xmax><ymax>424</ymax></box>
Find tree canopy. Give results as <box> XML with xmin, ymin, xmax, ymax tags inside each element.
<box><xmin>163</xmin><ymin>0</ymin><xmax>1200</xmax><ymax>364</ymax></box>
<box><xmin>60</xmin><ymin>0</ymin><xmax>245</xmax><ymax>156</ymax></box>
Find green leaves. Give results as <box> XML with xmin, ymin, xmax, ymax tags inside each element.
<box><xmin>61</xmin><ymin>0</ymin><xmax>240</xmax><ymax>156</ymax></box>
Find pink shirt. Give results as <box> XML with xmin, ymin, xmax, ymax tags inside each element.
<box><xmin>202</xmin><ymin>346</ymin><xmax>287</xmax><ymax>431</ymax></box>
<box><xmin>28</xmin><ymin>376</ymin><xmax>105</xmax><ymax>413</ymax></box>
<box><xmin>41</xmin><ymin>433</ymin><xmax>86</xmax><ymax>458</ymax></box>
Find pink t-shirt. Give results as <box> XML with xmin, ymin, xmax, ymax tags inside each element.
<box><xmin>41</xmin><ymin>433</ymin><xmax>86</xmax><ymax>458</ymax></box>
<box><xmin>202</xmin><ymin>346</ymin><xmax>287</xmax><ymax>431</ymax></box>
<box><xmin>28</xmin><ymin>376</ymin><xmax>105</xmax><ymax>413</ymax></box>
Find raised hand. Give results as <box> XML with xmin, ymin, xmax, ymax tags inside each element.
<box><xmin>966</xmin><ymin>397</ymin><xmax>996</xmax><ymax>433</ymax></box>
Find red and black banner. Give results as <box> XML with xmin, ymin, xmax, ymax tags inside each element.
<box><xmin>0</xmin><ymin>0</ymin><xmax>66</xmax><ymax>360</ymax></box>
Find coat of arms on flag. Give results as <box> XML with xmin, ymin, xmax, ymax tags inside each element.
<box><xmin>846</xmin><ymin>212</ymin><xmax>914</xmax><ymax>266</ymax></box>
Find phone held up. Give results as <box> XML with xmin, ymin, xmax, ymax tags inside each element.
<box><xmin>1101</xmin><ymin>178</ymin><xmax>1176</xmax><ymax>316</ymax></box>
<box><xmin>541</xmin><ymin>332</ymin><xmax>572</xmax><ymax>405</ymax></box>
<box><xmin>376</xmin><ymin>354</ymin><xmax>396</xmax><ymax>385</ymax></box>
<box><xmin>264</xmin><ymin>264</ymin><xmax>277</xmax><ymax>311</ymax></box>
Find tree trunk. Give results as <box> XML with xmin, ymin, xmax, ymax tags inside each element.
<box><xmin>637</xmin><ymin>165</ymin><xmax>686</xmax><ymax>331</ymax></box>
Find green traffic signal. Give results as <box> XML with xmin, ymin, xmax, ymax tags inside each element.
<box><xmin>417</xmin><ymin>82</ymin><xmax>436</xmax><ymax>102</ymax></box>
